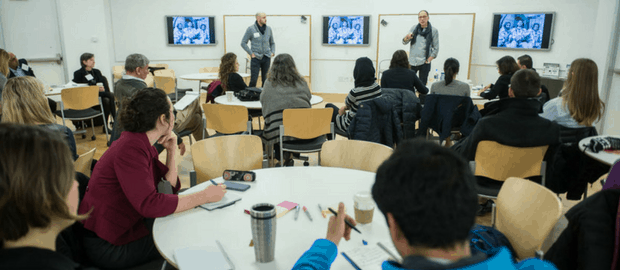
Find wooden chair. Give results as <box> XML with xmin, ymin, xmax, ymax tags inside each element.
<box><xmin>275</xmin><ymin>108</ymin><xmax>334</xmax><ymax>167</ymax></box>
<box><xmin>201</xmin><ymin>103</ymin><xmax>251</xmax><ymax>139</ymax></box>
<box><xmin>472</xmin><ymin>141</ymin><xmax>549</xmax><ymax>199</ymax></box>
<box><xmin>74</xmin><ymin>148</ymin><xmax>96</xmax><ymax>177</ymax></box>
<box><xmin>149</xmin><ymin>63</ymin><xmax>169</xmax><ymax>69</ymax></box>
<box><xmin>56</xmin><ymin>86</ymin><xmax>109</xmax><ymax>141</ymax></box>
<box><xmin>154</xmin><ymin>69</ymin><xmax>175</xmax><ymax>78</ymax></box>
<box><xmin>320</xmin><ymin>140</ymin><xmax>393</xmax><ymax>172</ymax></box>
<box><xmin>199</xmin><ymin>67</ymin><xmax>220</xmax><ymax>92</ymax></box>
<box><xmin>492</xmin><ymin>177</ymin><xmax>562</xmax><ymax>260</ymax></box>
<box><xmin>112</xmin><ymin>65</ymin><xmax>124</xmax><ymax>81</ymax></box>
<box><xmin>190</xmin><ymin>135</ymin><xmax>263</xmax><ymax>185</ymax></box>
<box><xmin>145</xmin><ymin>73</ymin><xmax>154</xmax><ymax>87</ymax></box>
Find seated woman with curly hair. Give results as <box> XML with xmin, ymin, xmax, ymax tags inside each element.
<box><xmin>78</xmin><ymin>88</ymin><xmax>227</xmax><ymax>269</ymax></box>
<box><xmin>219</xmin><ymin>52</ymin><xmax>247</xmax><ymax>93</ymax></box>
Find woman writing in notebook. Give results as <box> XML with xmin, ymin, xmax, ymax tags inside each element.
<box><xmin>78</xmin><ymin>88</ymin><xmax>227</xmax><ymax>269</ymax></box>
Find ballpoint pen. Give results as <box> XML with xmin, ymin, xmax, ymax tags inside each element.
<box><xmin>318</xmin><ymin>204</ymin><xmax>326</xmax><ymax>218</ymax></box>
<box><xmin>303</xmin><ymin>206</ymin><xmax>313</xmax><ymax>221</ymax></box>
<box><xmin>210</xmin><ymin>179</ymin><xmax>218</xmax><ymax>186</ymax></box>
<box><xmin>328</xmin><ymin>207</ymin><xmax>361</xmax><ymax>234</ymax></box>
<box><xmin>294</xmin><ymin>205</ymin><xmax>300</xmax><ymax>220</ymax></box>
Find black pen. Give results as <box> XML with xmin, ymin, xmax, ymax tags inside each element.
<box><xmin>328</xmin><ymin>207</ymin><xmax>361</xmax><ymax>234</ymax></box>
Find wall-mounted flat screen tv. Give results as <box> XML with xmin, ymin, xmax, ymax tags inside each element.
<box><xmin>490</xmin><ymin>12</ymin><xmax>554</xmax><ymax>50</ymax></box>
<box><xmin>166</xmin><ymin>16</ymin><xmax>216</xmax><ymax>45</ymax></box>
<box><xmin>322</xmin><ymin>15</ymin><xmax>370</xmax><ymax>46</ymax></box>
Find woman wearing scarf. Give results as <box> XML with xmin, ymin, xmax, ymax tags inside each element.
<box><xmin>402</xmin><ymin>10</ymin><xmax>439</xmax><ymax>85</ymax></box>
<box><xmin>326</xmin><ymin>57</ymin><xmax>382</xmax><ymax>132</ymax></box>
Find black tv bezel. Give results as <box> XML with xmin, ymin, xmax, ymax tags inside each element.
<box><xmin>489</xmin><ymin>12</ymin><xmax>555</xmax><ymax>51</ymax></box>
<box><xmin>166</xmin><ymin>15</ymin><xmax>217</xmax><ymax>46</ymax></box>
<box><xmin>322</xmin><ymin>15</ymin><xmax>371</xmax><ymax>46</ymax></box>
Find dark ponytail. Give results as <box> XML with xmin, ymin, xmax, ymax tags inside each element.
<box><xmin>444</xmin><ymin>58</ymin><xmax>460</xmax><ymax>86</ymax></box>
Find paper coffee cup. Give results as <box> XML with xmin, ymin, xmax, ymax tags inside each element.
<box><xmin>226</xmin><ymin>91</ymin><xmax>234</xmax><ymax>102</ymax></box>
<box><xmin>354</xmin><ymin>192</ymin><xmax>374</xmax><ymax>224</ymax></box>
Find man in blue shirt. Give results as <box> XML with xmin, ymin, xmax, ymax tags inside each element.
<box><xmin>241</xmin><ymin>12</ymin><xmax>275</xmax><ymax>87</ymax></box>
<box><xmin>293</xmin><ymin>140</ymin><xmax>557</xmax><ymax>270</ymax></box>
<box><xmin>8</xmin><ymin>52</ymin><xmax>35</xmax><ymax>78</ymax></box>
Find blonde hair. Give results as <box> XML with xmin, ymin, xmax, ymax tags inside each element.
<box><xmin>0</xmin><ymin>124</ymin><xmax>86</xmax><ymax>247</ymax></box>
<box><xmin>0</xmin><ymin>49</ymin><xmax>9</xmax><ymax>77</ymax></box>
<box><xmin>562</xmin><ymin>58</ymin><xmax>605</xmax><ymax>127</ymax></box>
<box><xmin>1</xmin><ymin>77</ymin><xmax>56</xmax><ymax>124</ymax></box>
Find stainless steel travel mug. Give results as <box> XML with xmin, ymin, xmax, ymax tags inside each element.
<box><xmin>250</xmin><ymin>203</ymin><xmax>276</xmax><ymax>262</ymax></box>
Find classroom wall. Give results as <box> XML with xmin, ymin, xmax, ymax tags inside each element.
<box><xmin>27</xmin><ymin>0</ymin><xmax>620</xmax><ymax>133</ymax></box>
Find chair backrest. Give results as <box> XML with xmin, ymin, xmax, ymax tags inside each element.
<box><xmin>202</xmin><ymin>103</ymin><xmax>249</xmax><ymax>134</ymax></box>
<box><xmin>149</xmin><ymin>63</ymin><xmax>169</xmax><ymax>69</ymax></box>
<box><xmin>474</xmin><ymin>141</ymin><xmax>548</xmax><ymax>181</ymax></box>
<box><xmin>320</xmin><ymin>140</ymin><xmax>393</xmax><ymax>172</ymax></box>
<box><xmin>74</xmin><ymin>148</ymin><xmax>96</xmax><ymax>177</ymax></box>
<box><xmin>495</xmin><ymin>177</ymin><xmax>562</xmax><ymax>260</ymax></box>
<box><xmin>199</xmin><ymin>67</ymin><xmax>219</xmax><ymax>73</ymax></box>
<box><xmin>154</xmin><ymin>76</ymin><xmax>176</xmax><ymax>94</ymax></box>
<box><xmin>559</xmin><ymin>126</ymin><xmax>598</xmax><ymax>143</ymax></box>
<box><xmin>145</xmin><ymin>73</ymin><xmax>154</xmax><ymax>87</ymax></box>
<box><xmin>112</xmin><ymin>65</ymin><xmax>124</xmax><ymax>80</ymax></box>
<box><xmin>191</xmin><ymin>135</ymin><xmax>262</xmax><ymax>184</ymax></box>
<box><xmin>60</xmin><ymin>86</ymin><xmax>100</xmax><ymax>110</ymax></box>
<box><xmin>282</xmin><ymin>108</ymin><xmax>332</xmax><ymax>139</ymax></box>
<box><xmin>154</xmin><ymin>69</ymin><xmax>175</xmax><ymax>78</ymax></box>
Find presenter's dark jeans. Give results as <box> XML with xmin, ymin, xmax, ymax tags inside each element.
<box><xmin>82</xmin><ymin>219</ymin><xmax>162</xmax><ymax>269</ymax></box>
<box><xmin>411</xmin><ymin>63</ymin><xmax>431</xmax><ymax>85</ymax></box>
<box><xmin>250</xmin><ymin>56</ymin><xmax>271</xmax><ymax>87</ymax></box>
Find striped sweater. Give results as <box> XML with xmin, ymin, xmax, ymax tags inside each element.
<box><xmin>336</xmin><ymin>83</ymin><xmax>382</xmax><ymax>131</ymax></box>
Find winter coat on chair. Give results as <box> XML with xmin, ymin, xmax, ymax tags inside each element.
<box><xmin>417</xmin><ymin>94</ymin><xmax>481</xmax><ymax>141</ymax></box>
<box><xmin>348</xmin><ymin>96</ymin><xmax>403</xmax><ymax>147</ymax></box>
<box><xmin>381</xmin><ymin>88</ymin><xmax>421</xmax><ymax>139</ymax></box>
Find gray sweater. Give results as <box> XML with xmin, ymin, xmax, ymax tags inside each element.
<box><xmin>260</xmin><ymin>79</ymin><xmax>311</xmax><ymax>141</ymax></box>
<box><xmin>430</xmin><ymin>79</ymin><xmax>470</xmax><ymax>97</ymax></box>
<box><xmin>403</xmin><ymin>25</ymin><xmax>439</xmax><ymax>66</ymax></box>
<box><xmin>241</xmin><ymin>23</ymin><xmax>276</xmax><ymax>59</ymax></box>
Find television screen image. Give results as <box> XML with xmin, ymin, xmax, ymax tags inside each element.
<box><xmin>166</xmin><ymin>16</ymin><xmax>216</xmax><ymax>45</ymax></box>
<box><xmin>322</xmin><ymin>16</ymin><xmax>370</xmax><ymax>46</ymax></box>
<box><xmin>490</xmin><ymin>13</ymin><xmax>554</xmax><ymax>50</ymax></box>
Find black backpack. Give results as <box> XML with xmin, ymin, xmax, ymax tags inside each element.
<box><xmin>235</xmin><ymin>87</ymin><xmax>262</xmax><ymax>101</ymax></box>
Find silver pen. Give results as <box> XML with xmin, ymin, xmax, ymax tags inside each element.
<box><xmin>294</xmin><ymin>205</ymin><xmax>300</xmax><ymax>220</ymax></box>
<box><xmin>303</xmin><ymin>206</ymin><xmax>313</xmax><ymax>221</ymax></box>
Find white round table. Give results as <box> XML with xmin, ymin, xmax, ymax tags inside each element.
<box><xmin>214</xmin><ymin>94</ymin><xmax>324</xmax><ymax>110</ymax></box>
<box><xmin>179</xmin><ymin>73</ymin><xmax>251</xmax><ymax>81</ymax></box>
<box><xmin>579</xmin><ymin>135</ymin><xmax>620</xmax><ymax>166</ymax></box>
<box><xmin>153</xmin><ymin>167</ymin><xmax>398</xmax><ymax>269</ymax></box>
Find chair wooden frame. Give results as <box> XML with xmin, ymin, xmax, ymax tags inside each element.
<box><xmin>74</xmin><ymin>148</ymin><xmax>96</xmax><ymax>177</ymax></box>
<box><xmin>492</xmin><ymin>177</ymin><xmax>562</xmax><ymax>260</ymax></box>
<box><xmin>470</xmin><ymin>140</ymin><xmax>549</xmax><ymax>200</ymax></box>
<box><xmin>58</xmin><ymin>86</ymin><xmax>109</xmax><ymax>141</ymax></box>
<box><xmin>276</xmin><ymin>108</ymin><xmax>334</xmax><ymax>167</ymax></box>
<box><xmin>320</xmin><ymin>140</ymin><xmax>393</xmax><ymax>173</ymax></box>
<box><xmin>201</xmin><ymin>103</ymin><xmax>252</xmax><ymax>139</ymax></box>
<box><xmin>190</xmin><ymin>135</ymin><xmax>263</xmax><ymax>185</ymax></box>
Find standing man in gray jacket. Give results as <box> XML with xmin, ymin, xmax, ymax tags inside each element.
<box><xmin>402</xmin><ymin>10</ymin><xmax>439</xmax><ymax>86</ymax></box>
<box><xmin>241</xmin><ymin>12</ymin><xmax>276</xmax><ymax>87</ymax></box>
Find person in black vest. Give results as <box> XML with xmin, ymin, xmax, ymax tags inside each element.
<box><xmin>73</xmin><ymin>53</ymin><xmax>116</xmax><ymax>131</ymax></box>
<box><xmin>402</xmin><ymin>10</ymin><xmax>439</xmax><ymax>85</ymax></box>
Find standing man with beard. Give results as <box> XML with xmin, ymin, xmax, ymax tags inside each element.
<box><xmin>241</xmin><ymin>12</ymin><xmax>275</xmax><ymax>87</ymax></box>
<box><xmin>402</xmin><ymin>10</ymin><xmax>439</xmax><ymax>86</ymax></box>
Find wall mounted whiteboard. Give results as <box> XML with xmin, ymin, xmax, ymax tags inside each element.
<box><xmin>376</xmin><ymin>13</ymin><xmax>475</xmax><ymax>81</ymax></box>
<box><xmin>224</xmin><ymin>15</ymin><xmax>311</xmax><ymax>77</ymax></box>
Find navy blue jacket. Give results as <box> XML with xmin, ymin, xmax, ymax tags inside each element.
<box><xmin>382</xmin><ymin>88</ymin><xmax>421</xmax><ymax>139</ymax></box>
<box><xmin>417</xmin><ymin>94</ymin><xmax>481</xmax><ymax>141</ymax></box>
<box><xmin>8</xmin><ymin>59</ymin><xmax>36</xmax><ymax>78</ymax></box>
<box><xmin>348</xmin><ymin>96</ymin><xmax>402</xmax><ymax>147</ymax></box>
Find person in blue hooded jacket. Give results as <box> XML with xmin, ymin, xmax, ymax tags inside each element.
<box><xmin>292</xmin><ymin>139</ymin><xmax>557</xmax><ymax>270</ymax></box>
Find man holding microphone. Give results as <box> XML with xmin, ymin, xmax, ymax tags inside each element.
<box><xmin>241</xmin><ymin>12</ymin><xmax>276</xmax><ymax>87</ymax></box>
<box><xmin>402</xmin><ymin>10</ymin><xmax>439</xmax><ymax>85</ymax></box>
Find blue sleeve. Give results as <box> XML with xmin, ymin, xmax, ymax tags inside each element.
<box><xmin>539</xmin><ymin>98</ymin><xmax>559</xmax><ymax>121</ymax></box>
<box><xmin>63</xmin><ymin>126</ymin><xmax>79</xmax><ymax>161</ymax></box>
<box><xmin>292</xmin><ymin>239</ymin><xmax>338</xmax><ymax>270</ymax></box>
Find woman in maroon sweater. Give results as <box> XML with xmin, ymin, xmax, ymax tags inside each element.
<box><xmin>78</xmin><ymin>88</ymin><xmax>227</xmax><ymax>269</ymax></box>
